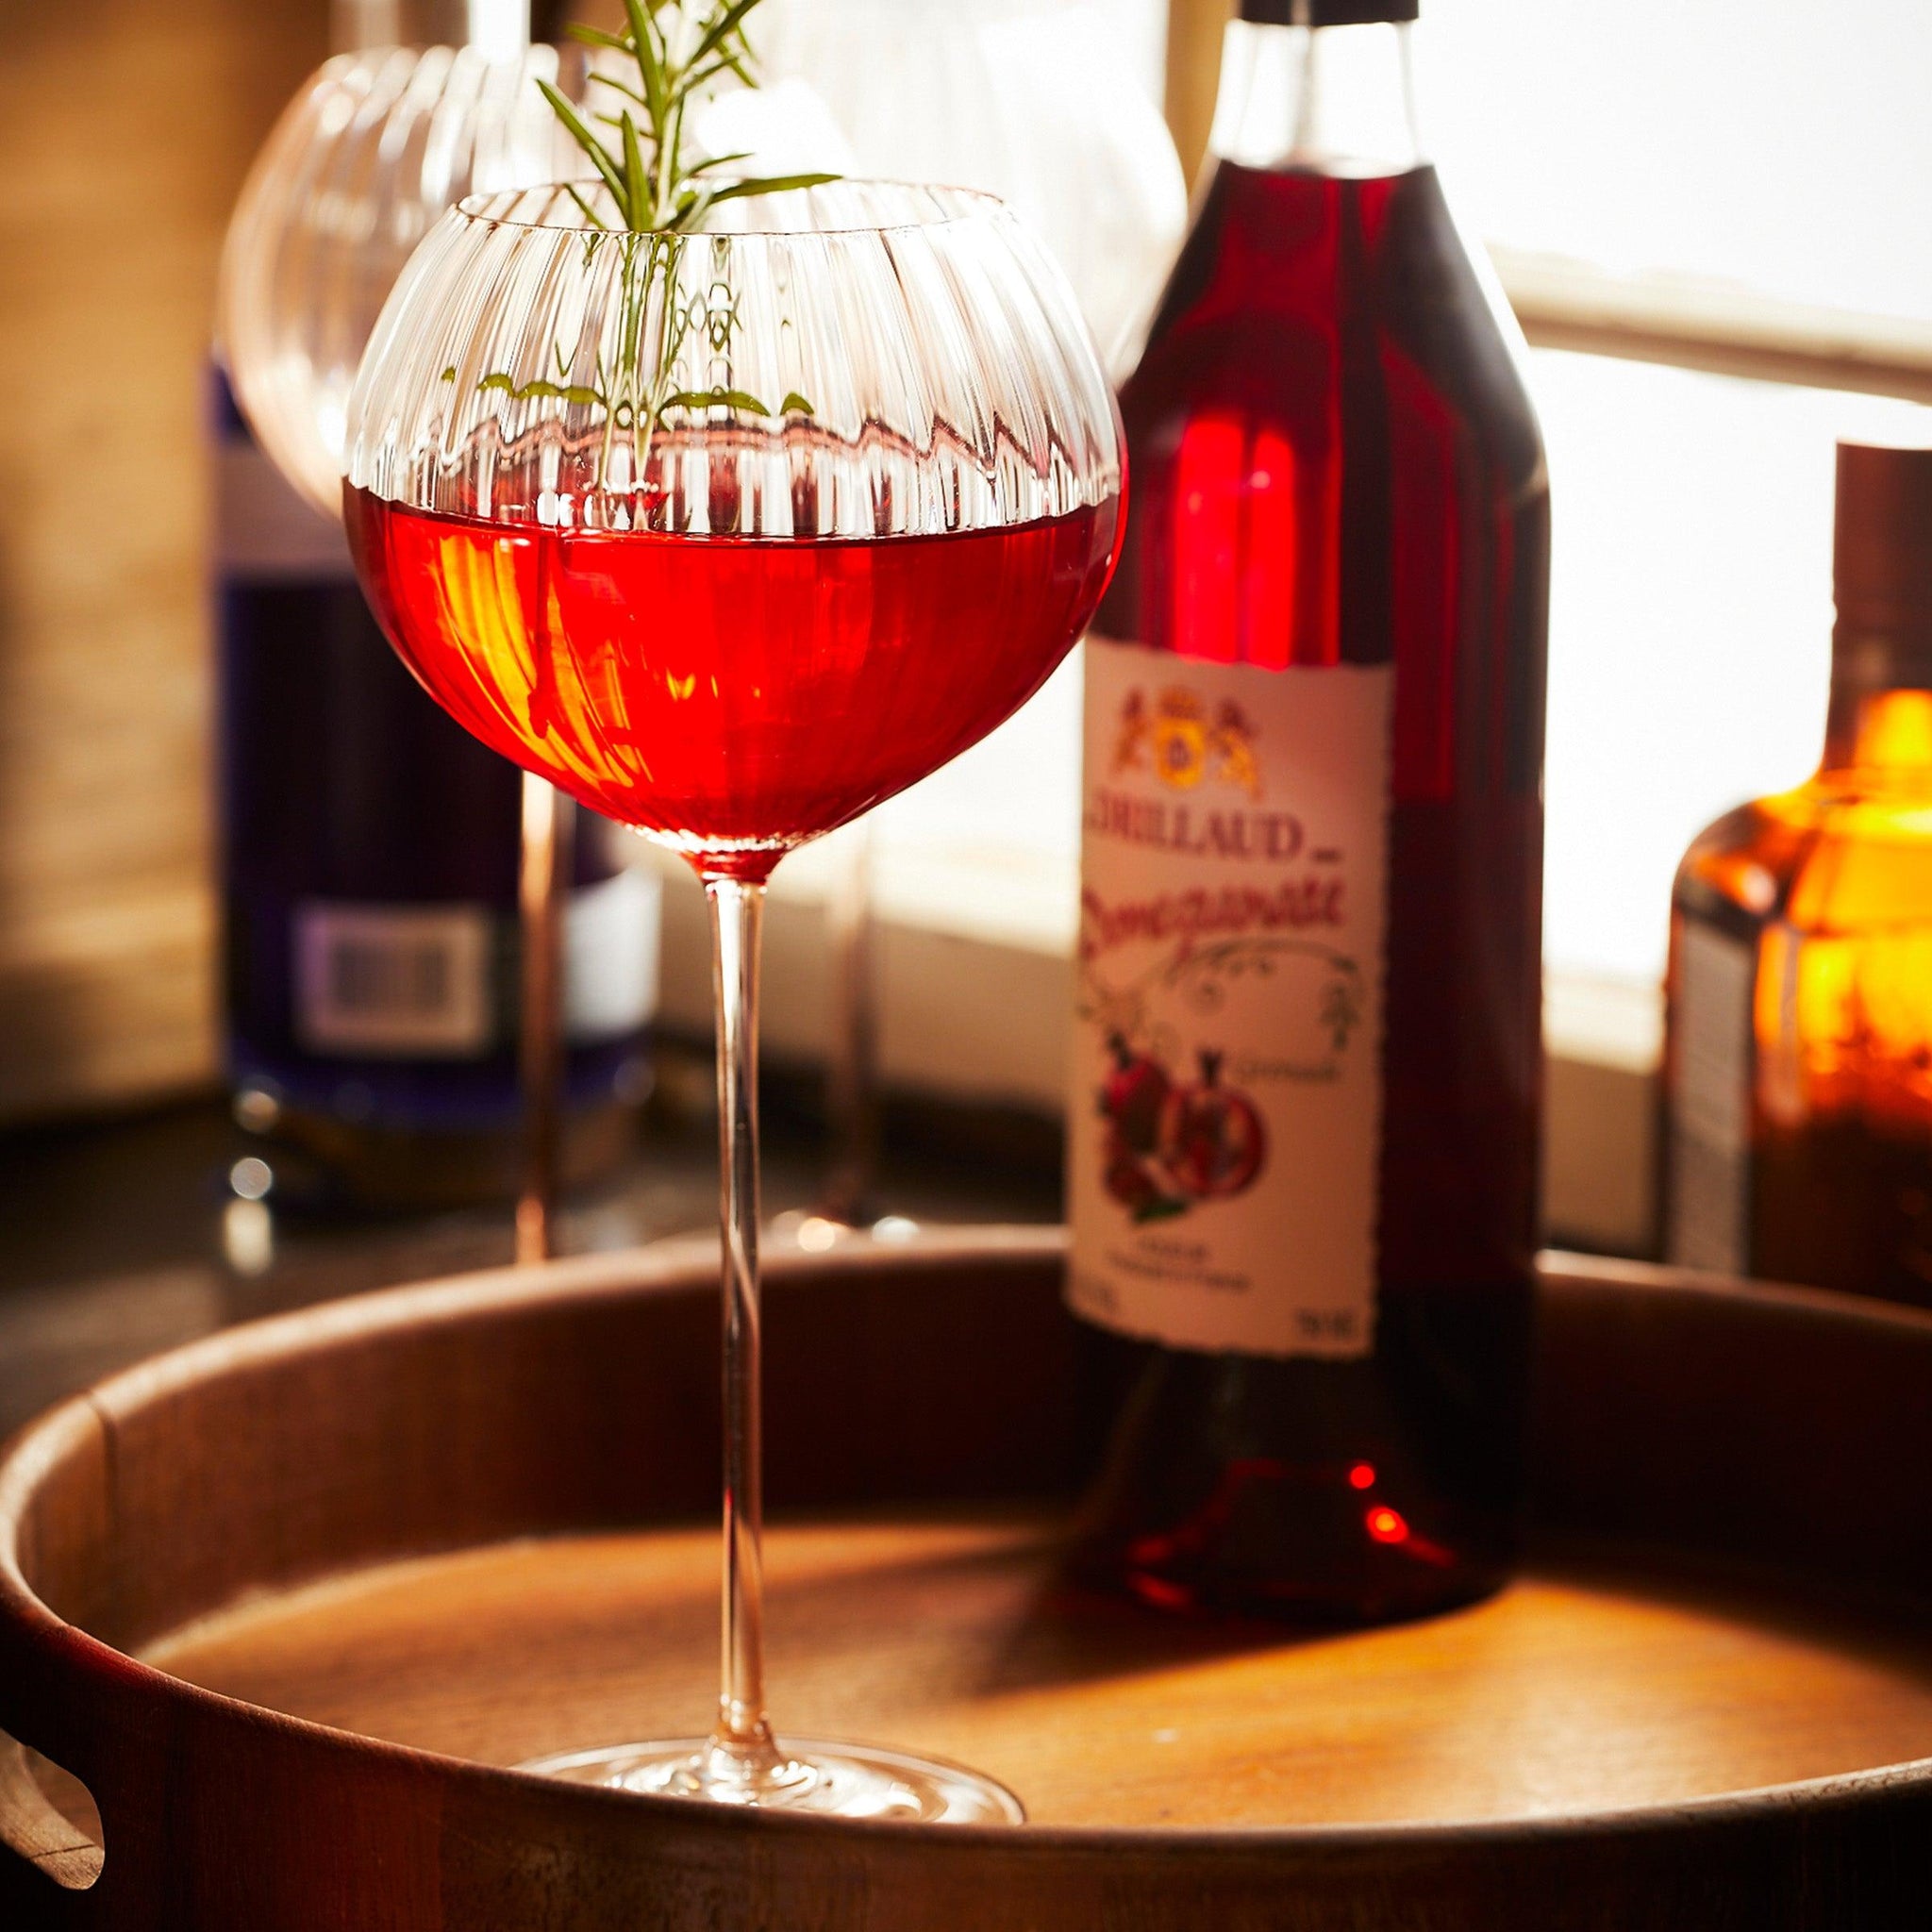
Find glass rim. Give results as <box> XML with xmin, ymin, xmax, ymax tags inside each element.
<box><xmin>451</xmin><ymin>178</ymin><xmax>1014</xmax><ymax>242</ymax></box>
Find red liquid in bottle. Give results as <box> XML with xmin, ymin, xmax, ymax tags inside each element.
<box><xmin>1073</xmin><ymin>156</ymin><xmax>1548</xmax><ymax>1621</ymax></box>
<box><xmin>345</xmin><ymin>491</ymin><xmax>1121</xmax><ymax>877</ymax></box>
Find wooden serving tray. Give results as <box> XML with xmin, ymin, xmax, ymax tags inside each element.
<box><xmin>1</xmin><ymin>1229</ymin><xmax>1928</xmax><ymax>1928</ymax></box>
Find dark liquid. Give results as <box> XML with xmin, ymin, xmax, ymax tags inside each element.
<box><xmin>345</xmin><ymin>492</ymin><xmax>1121</xmax><ymax>880</ymax></box>
<box><xmin>1077</xmin><ymin>161</ymin><xmax>1549</xmax><ymax>1621</ymax></box>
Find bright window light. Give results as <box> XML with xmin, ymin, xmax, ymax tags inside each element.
<box><xmin>1534</xmin><ymin>358</ymin><xmax>1931</xmax><ymax>982</ymax></box>
<box><xmin>1419</xmin><ymin>0</ymin><xmax>1932</xmax><ymax>319</ymax></box>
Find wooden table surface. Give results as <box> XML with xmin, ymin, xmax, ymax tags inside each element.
<box><xmin>4</xmin><ymin>1232</ymin><xmax>1929</xmax><ymax>1929</ymax></box>
<box><xmin>142</xmin><ymin>1503</ymin><xmax>1932</xmax><ymax>1832</ymax></box>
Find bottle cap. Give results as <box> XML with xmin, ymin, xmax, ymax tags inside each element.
<box><xmin>1835</xmin><ymin>441</ymin><xmax>1932</xmax><ymax>637</ymax></box>
<box><xmin>1241</xmin><ymin>1</ymin><xmax>1421</xmax><ymax>23</ymax></box>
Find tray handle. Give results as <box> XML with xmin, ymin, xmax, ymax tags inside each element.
<box><xmin>0</xmin><ymin>1730</ymin><xmax>99</xmax><ymax>1925</ymax></box>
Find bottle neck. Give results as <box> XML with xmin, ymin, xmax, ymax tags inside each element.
<box><xmin>330</xmin><ymin>0</ymin><xmax>529</xmax><ymax>56</ymax></box>
<box><xmin>1208</xmin><ymin>17</ymin><xmax>1421</xmax><ymax>175</ymax></box>
<box><xmin>1823</xmin><ymin>626</ymin><xmax>1932</xmax><ymax>777</ymax></box>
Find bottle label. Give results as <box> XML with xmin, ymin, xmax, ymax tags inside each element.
<box><xmin>564</xmin><ymin>867</ymin><xmax>661</xmax><ymax>1043</ymax></box>
<box><xmin>295</xmin><ymin>903</ymin><xmax>496</xmax><ymax>1058</ymax></box>
<box><xmin>294</xmin><ymin>870</ymin><xmax>662</xmax><ymax>1061</ymax></box>
<box><xmin>1665</xmin><ymin>924</ymin><xmax>1756</xmax><ymax>1274</ymax></box>
<box><xmin>1068</xmin><ymin>636</ymin><xmax>1392</xmax><ymax>1359</ymax></box>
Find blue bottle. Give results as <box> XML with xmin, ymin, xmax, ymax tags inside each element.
<box><xmin>212</xmin><ymin>370</ymin><xmax>658</xmax><ymax>1210</ymax></box>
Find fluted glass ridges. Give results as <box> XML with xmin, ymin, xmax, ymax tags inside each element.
<box><xmin>344</xmin><ymin>182</ymin><xmax>1122</xmax><ymax>539</ymax></box>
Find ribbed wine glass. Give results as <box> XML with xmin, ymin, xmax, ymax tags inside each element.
<box><xmin>343</xmin><ymin>180</ymin><xmax>1123</xmax><ymax>1819</ymax></box>
<box><xmin>221</xmin><ymin>29</ymin><xmax>568</xmax><ymax>520</ymax></box>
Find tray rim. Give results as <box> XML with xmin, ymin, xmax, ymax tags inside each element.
<box><xmin>2</xmin><ymin>1224</ymin><xmax>1930</xmax><ymax>1859</ymax></box>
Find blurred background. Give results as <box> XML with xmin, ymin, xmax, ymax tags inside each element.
<box><xmin>3</xmin><ymin>0</ymin><xmax>1930</xmax><ymax>1323</ymax></box>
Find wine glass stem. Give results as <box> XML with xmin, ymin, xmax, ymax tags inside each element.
<box><xmin>706</xmin><ymin>876</ymin><xmax>782</xmax><ymax>1776</ymax></box>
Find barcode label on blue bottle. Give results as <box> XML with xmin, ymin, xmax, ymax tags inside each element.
<box><xmin>294</xmin><ymin>904</ymin><xmax>494</xmax><ymax>1057</ymax></box>
<box><xmin>564</xmin><ymin>868</ymin><xmax>660</xmax><ymax>1042</ymax></box>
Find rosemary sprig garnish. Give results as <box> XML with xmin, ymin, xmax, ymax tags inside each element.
<box><xmin>456</xmin><ymin>0</ymin><xmax>833</xmax><ymax>496</ymax></box>
<box><xmin>547</xmin><ymin>0</ymin><xmax>838</xmax><ymax>235</ymax></box>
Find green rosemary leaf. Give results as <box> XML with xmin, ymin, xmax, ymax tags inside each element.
<box><xmin>563</xmin><ymin>183</ymin><xmax>608</xmax><ymax>232</ymax></box>
<box><xmin>779</xmin><ymin>391</ymin><xmax>816</xmax><ymax>416</ymax></box>
<box><xmin>657</xmin><ymin>385</ymin><xmax>774</xmax><ymax>423</ymax></box>
<box><xmin>538</xmin><ymin>80</ymin><xmax>627</xmax><ymax>207</ymax></box>
<box><xmin>702</xmin><ymin>171</ymin><xmax>840</xmax><ymax>207</ymax></box>
<box><xmin>682</xmin><ymin>44</ymin><xmax>756</xmax><ymax>94</ymax></box>
<box><xmin>620</xmin><ymin>0</ymin><xmax>658</xmax><ymax>58</ymax></box>
<box><xmin>564</xmin><ymin>23</ymin><xmax>630</xmax><ymax>50</ymax></box>
<box><xmin>477</xmin><ymin>374</ymin><xmax>609</xmax><ymax>409</ymax></box>
<box><xmin>682</xmin><ymin>150</ymin><xmax>756</xmax><ymax>176</ymax></box>
<box><xmin>636</xmin><ymin>0</ymin><xmax>673</xmax><ymax>61</ymax></box>
<box><xmin>587</xmin><ymin>70</ymin><xmax>649</xmax><ymax>108</ymax></box>
<box><xmin>440</xmin><ymin>365</ymin><xmax>457</xmax><ymax>382</ymax></box>
<box><xmin>672</xmin><ymin>188</ymin><xmax>716</xmax><ymax>232</ymax></box>
<box><xmin>620</xmin><ymin>110</ymin><xmax>651</xmax><ymax>229</ymax></box>
<box><xmin>623</xmin><ymin>0</ymin><xmax>669</xmax><ymax>138</ymax></box>
<box><xmin>688</xmin><ymin>0</ymin><xmax>765</xmax><ymax>72</ymax></box>
<box><xmin>642</xmin><ymin>69</ymin><xmax>671</xmax><ymax>158</ymax></box>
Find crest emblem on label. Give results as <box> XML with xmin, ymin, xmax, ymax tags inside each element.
<box><xmin>1112</xmin><ymin>686</ymin><xmax>1264</xmax><ymax>798</ymax></box>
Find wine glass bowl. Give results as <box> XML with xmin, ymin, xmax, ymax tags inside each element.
<box><xmin>342</xmin><ymin>177</ymin><xmax>1122</xmax><ymax>1820</ymax></box>
<box><xmin>344</xmin><ymin>181</ymin><xmax>1124</xmax><ymax>878</ymax></box>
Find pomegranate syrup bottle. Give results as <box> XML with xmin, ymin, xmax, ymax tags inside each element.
<box><xmin>1665</xmin><ymin>443</ymin><xmax>1932</xmax><ymax>1309</ymax></box>
<box><xmin>1068</xmin><ymin>0</ymin><xmax>1550</xmax><ymax>1621</ymax></box>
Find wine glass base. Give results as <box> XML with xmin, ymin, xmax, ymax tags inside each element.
<box><xmin>520</xmin><ymin>1737</ymin><xmax>1024</xmax><ymax>1823</ymax></box>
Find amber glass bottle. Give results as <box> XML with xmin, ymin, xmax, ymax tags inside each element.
<box><xmin>1067</xmin><ymin>0</ymin><xmax>1548</xmax><ymax>1623</ymax></box>
<box><xmin>1665</xmin><ymin>442</ymin><xmax>1932</xmax><ymax>1308</ymax></box>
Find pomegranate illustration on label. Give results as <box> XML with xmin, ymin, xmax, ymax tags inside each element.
<box><xmin>1104</xmin><ymin>1032</ymin><xmax>1171</xmax><ymax>1154</ymax></box>
<box><xmin>1158</xmin><ymin>1049</ymin><xmax>1267</xmax><ymax>1199</ymax></box>
<box><xmin>1103</xmin><ymin>1124</ymin><xmax>1176</xmax><ymax>1219</ymax></box>
<box><xmin>1100</xmin><ymin>1036</ymin><xmax>1186</xmax><ymax>1222</ymax></box>
<box><xmin>1096</xmin><ymin>1039</ymin><xmax>1266</xmax><ymax>1222</ymax></box>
